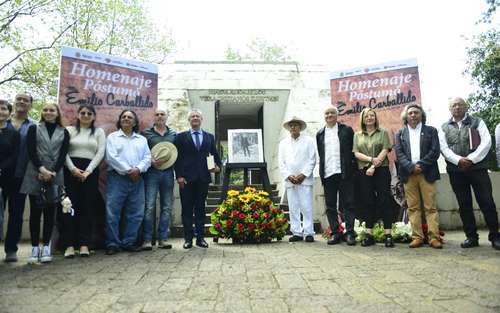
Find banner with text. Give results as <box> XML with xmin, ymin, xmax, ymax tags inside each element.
<box><xmin>330</xmin><ymin>59</ymin><xmax>421</xmax><ymax>143</ymax></box>
<box><xmin>58</xmin><ymin>46</ymin><xmax>158</xmax><ymax>133</ymax></box>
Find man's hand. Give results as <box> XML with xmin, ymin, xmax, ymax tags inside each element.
<box><xmin>71</xmin><ymin>168</ymin><xmax>85</xmax><ymax>180</ymax></box>
<box><xmin>177</xmin><ymin>177</ymin><xmax>187</xmax><ymax>189</ymax></box>
<box><xmin>372</xmin><ymin>157</ymin><xmax>382</xmax><ymax>167</ymax></box>
<box><xmin>209</xmin><ymin>165</ymin><xmax>220</xmax><ymax>173</ymax></box>
<box><xmin>458</xmin><ymin>157</ymin><xmax>473</xmax><ymax>170</ymax></box>
<box><xmin>127</xmin><ymin>168</ymin><xmax>141</xmax><ymax>182</ymax></box>
<box><xmin>80</xmin><ymin>171</ymin><xmax>91</xmax><ymax>182</ymax></box>
<box><xmin>295</xmin><ymin>174</ymin><xmax>306</xmax><ymax>184</ymax></box>
<box><xmin>366</xmin><ymin>166</ymin><xmax>375</xmax><ymax>177</ymax></box>
<box><xmin>287</xmin><ymin>175</ymin><xmax>298</xmax><ymax>184</ymax></box>
<box><xmin>152</xmin><ymin>158</ymin><xmax>166</xmax><ymax>169</ymax></box>
<box><xmin>413</xmin><ymin>164</ymin><xmax>423</xmax><ymax>175</ymax></box>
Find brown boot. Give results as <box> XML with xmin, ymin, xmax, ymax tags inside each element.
<box><xmin>429</xmin><ymin>238</ymin><xmax>443</xmax><ymax>249</ymax></box>
<box><xmin>409</xmin><ymin>238</ymin><xmax>424</xmax><ymax>248</ymax></box>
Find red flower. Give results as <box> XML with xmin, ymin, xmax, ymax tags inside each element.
<box><xmin>275</xmin><ymin>218</ymin><xmax>281</xmax><ymax>225</ymax></box>
<box><xmin>232</xmin><ymin>211</ymin><xmax>239</xmax><ymax>217</ymax></box>
<box><xmin>257</xmin><ymin>202</ymin><xmax>262</xmax><ymax>208</ymax></box>
<box><xmin>248</xmin><ymin>223</ymin><xmax>255</xmax><ymax>230</ymax></box>
<box><xmin>232</xmin><ymin>200</ymin><xmax>238</xmax><ymax>205</ymax></box>
<box><xmin>215</xmin><ymin>223</ymin><xmax>222</xmax><ymax>229</ymax></box>
<box><xmin>255</xmin><ymin>236</ymin><xmax>260</xmax><ymax>242</ymax></box>
<box><xmin>263</xmin><ymin>213</ymin><xmax>269</xmax><ymax>219</ymax></box>
<box><xmin>223</xmin><ymin>200</ymin><xmax>227</xmax><ymax>205</ymax></box>
<box><xmin>227</xmin><ymin>219</ymin><xmax>233</xmax><ymax>226</ymax></box>
<box><xmin>252</xmin><ymin>213</ymin><xmax>259</xmax><ymax>219</ymax></box>
<box><xmin>239</xmin><ymin>213</ymin><xmax>245</xmax><ymax>220</ymax></box>
<box><xmin>283</xmin><ymin>218</ymin><xmax>288</xmax><ymax>223</ymax></box>
<box><xmin>222</xmin><ymin>210</ymin><xmax>227</xmax><ymax>215</ymax></box>
<box><xmin>272</xmin><ymin>208</ymin><xmax>278</xmax><ymax>214</ymax></box>
<box><xmin>258</xmin><ymin>223</ymin><xmax>265</xmax><ymax>230</ymax></box>
<box><xmin>267</xmin><ymin>222</ymin><xmax>273</xmax><ymax>229</ymax></box>
<box><xmin>237</xmin><ymin>223</ymin><xmax>244</xmax><ymax>233</ymax></box>
<box><xmin>250</xmin><ymin>204</ymin><xmax>256</xmax><ymax>210</ymax></box>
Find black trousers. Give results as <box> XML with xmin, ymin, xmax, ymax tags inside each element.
<box><xmin>448</xmin><ymin>169</ymin><xmax>499</xmax><ymax>241</ymax></box>
<box><xmin>357</xmin><ymin>166</ymin><xmax>393</xmax><ymax>229</ymax></box>
<box><xmin>29</xmin><ymin>195</ymin><xmax>56</xmax><ymax>246</ymax></box>
<box><xmin>323</xmin><ymin>174</ymin><xmax>355</xmax><ymax>235</ymax></box>
<box><xmin>61</xmin><ymin>158</ymin><xmax>99</xmax><ymax>248</ymax></box>
<box><xmin>180</xmin><ymin>180</ymin><xmax>208</xmax><ymax>241</ymax></box>
<box><xmin>2</xmin><ymin>177</ymin><xmax>28</xmax><ymax>253</ymax></box>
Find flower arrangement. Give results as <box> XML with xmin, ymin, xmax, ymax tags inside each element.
<box><xmin>209</xmin><ymin>187</ymin><xmax>289</xmax><ymax>243</ymax></box>
<box><xmin>322</xmin><ymin>219</ymin><xmax>412</xmax><ymax>243</ymax></box>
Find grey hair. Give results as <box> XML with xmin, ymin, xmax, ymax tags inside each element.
<box><xmin>324</xmin><ymin>105</ymin><xmax>339</xmax><ymax>114</ymax></box>
<box><xmin>401</xmin><ymin>104</ymin><xmax>426</xmax><ymax>125</ymax></box>
<box><xmin>187</xmin><ymin>108</ymin><xmax>203</xmax><ymax>119</ymax></box>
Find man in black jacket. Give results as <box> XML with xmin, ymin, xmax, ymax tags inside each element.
<box><xmin>316</xmin><ymin>106</ymin><xmax>357</xmax><ymax>245</ymax></box>
<box><xmin>395</xmin><ymin>104</ymin><xmax>442</xmax><ymax>249</ymax></box>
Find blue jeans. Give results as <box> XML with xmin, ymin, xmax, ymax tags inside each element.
<box><xmin>144</xmin><ymin>168</ymin><xmax>174</xmax><ymax>241</ymax></box>
<box><xmin>105</xmin><ymin>171</ymin><xmax>145</xmax><ymax>248</ymax></box>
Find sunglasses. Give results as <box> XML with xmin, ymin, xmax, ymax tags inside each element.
<box><xmin>79</xmin><ymin>111</ymin><xmax>93</xmax><ymax>116</ymax></box>
<box><xmin>155</xmin><ymin>113</ymin><xmax>165</xmax><ymax>116</ymax></box>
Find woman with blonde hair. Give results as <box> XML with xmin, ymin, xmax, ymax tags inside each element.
<box><xmin>21</xmin><ymin>103</ymin><xmax>69</xmax><ymax>263</ymax></box>
<box><xmin>353</xmin><ymin>108</ymin><xmax>394</xmax><ymax>247</ymax></box>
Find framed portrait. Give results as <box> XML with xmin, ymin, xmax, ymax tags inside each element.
<box><xmin>227</xmin><ymin>129</ymin><xmax>264</xmax><ymax>163</ymax></box>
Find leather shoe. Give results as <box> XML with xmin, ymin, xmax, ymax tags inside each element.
<box><xmin>345</xmin><ymin>233</ymin><xmax>356</xmax><ymax>246</ymax></box>
<box><xmin>384</xmin><ymin>235</ymin><xmax>395</xmax><ymax>248</ymax></box>
<box><xmin>288</xmin><ymin>235</ymin><xmax>303</xmax><ymax>242</ymax></box>
<box><xmin>491</xmin><ymin>237</ymin><xmax>500</xmax><ymax>250</ymax></box>
<box><xmin>409</xmin><ymin>238</ymin><xmax>424</xmax><ymax>248</ymax></box>
<box><xmin>122</xmin><ymin>245</ymin><xmax>142</xmax><ymax>252</ymax></box>
<box><xmin>460</xmin><ymin>238</ymin><xmax>479</xmax><ymax>248</ymax></box>
<box><xmin>196</xmin><ymin>239</ymin><xmax>209</xmax><ymax>248</ymax></box>
<box><xmin>361</xmin><ymin>234</ymin><xmax>375</xmax><ymax>247</ymax></box>
<box><xmin>327</xmin><ymin>234</ymin><xmax>342</xmax><ymax>245</ymax></box>
<box><xmin>105</xmin><ymin>246</ymin><xmax>120</xmax><ymax>255</ymax></box>
<box><xmin>183</xmin><ymin>241</ymin><xmax>193</xmax><ymax>249</ymax></box>
<box><xmin>429</xmin><ymin>238</ymin><xmax>443</xmax><ymax>249</ymax></box>
<box><xmin>305</xmin><ymin>235</ymin><xmax>314</xmax><ymax>242</ymax></box>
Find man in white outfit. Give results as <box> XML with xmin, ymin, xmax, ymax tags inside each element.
<box><xmin>278</xmin><ymin>116</ymin><xmax>317</xmax><ymax>242</ymax></box>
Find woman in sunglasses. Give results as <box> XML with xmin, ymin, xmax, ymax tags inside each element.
<box><xmin>61</xmin><ymin>104</ymin><xmax>105</xmax><ymax>258</ymax></box>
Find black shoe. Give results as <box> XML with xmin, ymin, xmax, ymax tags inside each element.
<box><xmin>460</xmin><ymin>238</ymin><xmax>479</xmax><ymax>248</ymax></box>
<box><xmin>345</xmin><ymin>233</ymin><xmax>357</xmax><ymax>246</ymax></box>
<box><xmin>183</xmin><ymin>241</ymin><xmax>193</xmax><ymax>249</ymax></box>
<box><xmin>288</xmin><ymin>235</ymin><xmax>303</xmax><ymax>242</ymax></box>
<box><xmin>196</xmin><ymin>239</ymin><xmax>209</xmax><ymax>248</ymax></box>
<box><xmin>361</xmin><ymin>234</ymin><xmax>375</xmax><ymax>247</ymax></box>
<box><xmin>105</xmin><ymin>246</ymin><xmax>120</xmax><ymax>255</ymax></box>
<box><xmin>122</xmin><ymin>245</ymin><xmax>142</xmax><ymax>252</ymax></box>
<box><xmin>491</xmin><ymin>237</ymin><xmax>500</xmax><ymax>250</ymax></box>
<box><xmin>384</xmin><ymin>234</ymin><xmax>395</xmax><ymax>248</ymax></box>
<box><xmin>327</xmin><ymin>233</ymin><xmax>342</xmax><ymax>245</ymax></box>
<box><xmin>305</xmin><ymin>235</ymin><xmax>314</xmax><ymax>242</ymax></box>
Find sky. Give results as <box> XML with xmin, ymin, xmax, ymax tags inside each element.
<box><xmin>148</xmin><ymin>0</ymin><xmax>496</xmax><ymax>127</ymax></box>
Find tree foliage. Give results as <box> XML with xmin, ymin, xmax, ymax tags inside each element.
<box><xmin>0</xmin><ymin>0</ymin><xmax>174</xmax><ymax>101</ymax></box>
<box><xmin>466</xmin><ymin>0</ymin><xmax>499</xmax><ymax>169</ymax></box>
<box><xmin>225</xmin><ymin>37</ymin><xmax>293</xmax><ymax>62</ymax></box>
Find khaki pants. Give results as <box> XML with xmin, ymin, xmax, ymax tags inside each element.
<box><xmin>404</xmin><ymin>174</ymin><xmax>440</xmax><ymax>240</ymax></box>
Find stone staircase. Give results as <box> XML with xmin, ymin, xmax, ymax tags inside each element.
<box><xmin>170</xmin><ymin>183</ymin><xmax>321</xmax><ymax>238</ymax></box>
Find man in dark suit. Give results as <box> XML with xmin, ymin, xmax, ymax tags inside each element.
<box><xmin>174</xmin><ymin>109</ymin><xmax>221</xmax><ymax>249</ymax></box>
<box><xmin>395</xmin><ymin>104</ymin><xmax>442</xmax><ymax>249</ymax></box>
<box><xmin>316</xmin><ymin>106</ymin><xmax>357</xmax><ymax>246</ymax></box>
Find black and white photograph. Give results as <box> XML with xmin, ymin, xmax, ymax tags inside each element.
<box><xmin>227</xmin><ymin>129</ymin><xmax>264</xmax><ymax>163</ymax></box>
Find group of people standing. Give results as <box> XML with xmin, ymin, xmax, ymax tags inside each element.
<box><xmin>1</xmin><ymin>93</ymin><xmax>221</xmax><ymax>263</ymax></box>
<box><xmin>279</xmin><ymin>98</ymin><xmax>500</xmax><ymax>250</ymax></box>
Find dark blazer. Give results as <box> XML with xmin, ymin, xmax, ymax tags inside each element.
<box><xmin>174</xmin><ymin>130</ymin><xmax>222</xmax><ymax>184</ymax></box>
<box><xmin>316</xmin><ymin>123</ymin><xmax>357</xmax><ymax>182</ymax></box>
<box><xmin>395</xmin><ymin>124</ymin><xmax>440</xmax><ymax>183</ymax></box>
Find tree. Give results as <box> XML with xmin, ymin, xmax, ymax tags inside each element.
<box><xmin>465</xmin><ymin>0</ymin><xmax>499</xmax><ymax>169</ymax></box>
<box><xmin>0</xmin><ymin>0</ymin><xmax>174</xmax><ymax>101</ymax></box>
<box><xmin>225</xmin><ymin>37</ymin><xmax>293</xmax><ymax>62</ymax></box>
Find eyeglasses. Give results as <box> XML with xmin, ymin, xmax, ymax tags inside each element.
<box><xmin>121</xmin><ymin>115</ymin><xmax>134</xmax><ymax>120</ymax></box>
<box><xmin>155</xmin><ymin>113</ymin><xmax>165</xmax><ymax>116</ymax></box>
<box><xmin>79</xmin><ymin>111</ymin><xmax>93</xmax><ymax>116</ymax></box>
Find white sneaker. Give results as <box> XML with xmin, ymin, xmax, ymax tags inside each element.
<box><xmin>40</xmin><ymin>245</ymin><xmax>52</xmax><ymax>263</ymax></box>
<box><xmin>27</xmin><ymin>246</ymin><xmax>40</xmax><ymax>264</ymax></box>
<box><xmin>64</xmin><ymin>246</ymin><xmax>75</xmax><ymax>258</ymax></box>
<box><xmin>142</xmin><ymin>241</ymin><xmax>153</xmax><ymax>251</ymax></box>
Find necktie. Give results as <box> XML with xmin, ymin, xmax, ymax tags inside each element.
<box><xmin>194</xmin><ymin>131</ymin><xmax>201</xmax><ymax>150</ymax></box>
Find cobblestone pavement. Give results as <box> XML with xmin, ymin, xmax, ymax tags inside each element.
<box><xmin>0</xmin><ymin>231</ymin><xmax>499</xmax><ymax>313</ymax></box>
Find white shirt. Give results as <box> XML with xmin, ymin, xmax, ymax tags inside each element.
<box><xmin>278</xmin><ymin>134</ymin><xmax>317</xmax><ymax>187</ymax></box>
<box><xmin>438</xmin><ymin>114</ymin><xmax>491</xmax><ymax>165</ymax></box>
<box><xmin>106</xmin><ymin>129</ymin><xmax>151</xmax><ymax>175</ymax></box>
<box><xmin>65</xmin><ymin>126</ymin><xmax>106</xmax><ymax>174</ymax></box>
<box><xmin>495</xmin><ymin>123</ymin><xmax>500</xmax><ymax>167</ymax></box>
<box><xmin>324</xmin><ymin>124</ymin><xmax>341</xmax><ymax>177</ymax></box>
<box><xmin>408</xmin><ymin>122</ymin><xmax>422</xmax><ymax>164</ymax></box>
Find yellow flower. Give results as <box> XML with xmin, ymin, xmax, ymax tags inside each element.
<box><xmin>239</xmin><ymin>195</ymin><xmax>250</xmax><ymax>203</ymax></box>
<box><xmin>252</xmin><ymin>195</ymin><xmax>262</xmax><ymax>202</ymax></box>
<box><xmin>244</xmin><ymin>187</ymin><xmax>256</xmax><ymax>194</ymax></box>
<box><xmin>258</xmin><ymin>191</ymin><xmax>269</xmax><ymax>197</ymax></box>
<box><xmin>227</xmin><ymin>190</ymin><xmax>239</xmax><ymax>197</ymax></box>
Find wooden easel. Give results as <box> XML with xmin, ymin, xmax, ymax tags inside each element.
<box><xmin>220</xmin><ymin>162</ymin><xmax>272</xmax><ymax>200</ymax></box>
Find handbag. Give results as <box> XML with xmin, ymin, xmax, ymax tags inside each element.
<box><xmin>39</xmin><ymin>182</ymin><xmax>64</xmax><ymax>206</ymax></box>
